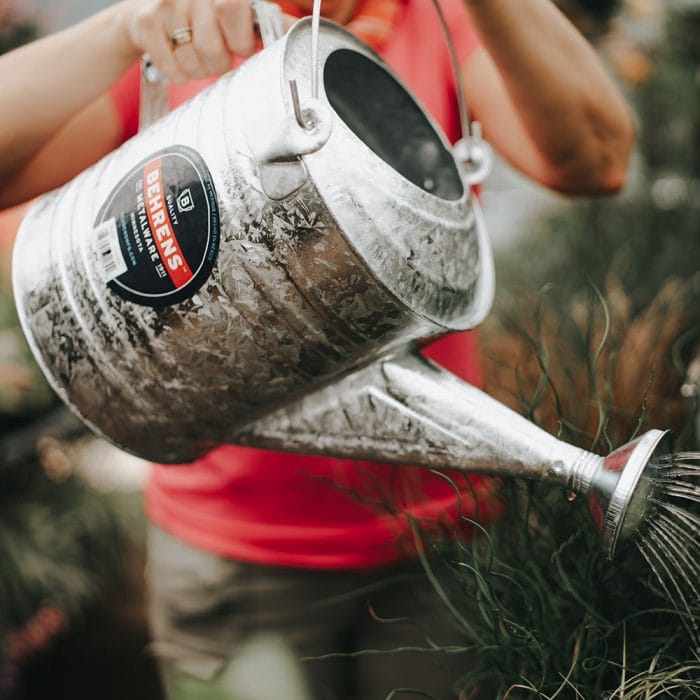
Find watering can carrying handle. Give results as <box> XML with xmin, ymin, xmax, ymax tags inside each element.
<box><xmin>252</xmin><ymin>0</ymin><xmax>286</xmax><ymax>47</ymax></box>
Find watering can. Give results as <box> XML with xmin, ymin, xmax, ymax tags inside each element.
<box><xmin>12</xmin><ymin>4</ymin><xmax>671</xmax><ymax>560</ymax></box>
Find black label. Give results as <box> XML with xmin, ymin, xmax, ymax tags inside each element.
<box><xmin>93</xmin><ymin>145</ymin><xmax>220</xmax><ymax>307</ymax></box>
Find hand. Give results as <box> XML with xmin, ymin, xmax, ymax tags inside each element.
<box><xmin>121</xmin><ymin>0</ymin><xmax>271</xmax><ymax>84</ymax></box>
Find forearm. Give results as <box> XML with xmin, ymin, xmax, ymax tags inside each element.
<box><xmin>464</xmin><ymin>0</ymin><xmax>635</xmax><ymax>191</ymax></box>
<box><xmin>0</xmin><ymin>2</ymin><xmax>138</xmax><ymax>192</ymax></box>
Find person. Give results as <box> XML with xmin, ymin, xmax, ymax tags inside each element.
<box><xmin>0</xmin><ymin>1</ymin><xmax>635</xmax><ymax>698</ymax></box>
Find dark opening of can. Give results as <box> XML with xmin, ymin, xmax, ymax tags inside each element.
<box><xmin>323</xmin><ymin>49</ymin><xmax>463</xmax><ymax>201</ymax></box>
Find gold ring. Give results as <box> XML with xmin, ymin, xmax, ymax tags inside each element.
<box><xmin>170</xmin><ymin>26</ymin><xmax>193</xmax><ymax>49</ymax></box>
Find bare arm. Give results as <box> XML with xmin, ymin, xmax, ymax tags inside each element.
<box><xmin>0</xmin><ymin>0</ymin><xmax>263</xmax><ymax>209</ymax></box>
<box><xmin>0</xmin><ymin>3</ymin><xmax>140</xmax><ymax>207</ymax></box>
<box><xmin>0</xmin><ymin>0</ymin><xmax>634</xmax><ymax>207</ymax></box>
<box><xmin>461</xmin><ymin>0</ymin><xmax>635</xmax><ymax>194</ymax></box>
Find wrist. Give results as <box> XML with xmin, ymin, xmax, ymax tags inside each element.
<box><xmin>103</xmin><ymin>0</ymin><xmax>143</xmax><ymax>67</ymax></box>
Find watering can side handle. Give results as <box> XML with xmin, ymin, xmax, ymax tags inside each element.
<box><xmin>139</xmin><ymin>54</ymin><xmax>169</xmax><ymax>131</ymax></box>
<box><xmin>232</xmin><ymin>347</ymin><xmax>589</xmax><ymax>486</ymax></box>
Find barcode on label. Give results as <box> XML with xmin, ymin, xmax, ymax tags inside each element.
<box><xmin>94</xmin><ymin>218</ymin><xmax>128</xmax><ymax>282</ymax></box>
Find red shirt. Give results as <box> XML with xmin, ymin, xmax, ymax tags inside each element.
<box><xmin>110</xmin><ymin>0</ymin><xmax>501</xmax><ymax>569</ymax></box>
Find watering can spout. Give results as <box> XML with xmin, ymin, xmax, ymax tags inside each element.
<box><xmin>233</xmin><ymin>348</ymin><xmax>594</xmax><ymax>483</ymax></box>
<box><xmin>233</xmin><ymin>348</ymin><xmax>671</xmax><ymax>560</ymax></box>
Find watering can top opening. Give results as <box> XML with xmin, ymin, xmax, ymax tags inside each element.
<box><xmin>257</xmin><ymin>17</ymin><xmax>495</xmax><ymax>332</ymax></box>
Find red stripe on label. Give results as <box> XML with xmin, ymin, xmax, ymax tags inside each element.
<box><xmin>143</xmin><ymin>158</ymin><xmax>193</xmax><ymax>289</ymax></box>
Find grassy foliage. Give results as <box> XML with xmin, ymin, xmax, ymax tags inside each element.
<box><xmin>415</xmin><ymin>258</ymin><xmax>699</xmax><ymax>697</ymax></box>
<box><xmin>422</xmin><ymin>182</ymin><xmax>700</xmax><ymax>700</ymax></box>
<box><xmin>423</xmin><ymin>12</ymin><xmax>700</xmax><ymax>686</ymax></box>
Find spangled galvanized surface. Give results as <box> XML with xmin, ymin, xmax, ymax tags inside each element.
<box><xmin>13</xmin><ymin>21</ymin><xmax>490</xmax><ymax>463</ymax></box>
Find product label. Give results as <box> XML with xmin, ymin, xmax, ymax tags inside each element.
<box><xmin>93</xmin><ymin>145</ymin><xmax>219</xmax><ymax>307</ymax></box>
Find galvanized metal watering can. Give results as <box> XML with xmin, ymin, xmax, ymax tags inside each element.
<box><xmin>12</xmin><ymin>6</ymin><xmax>671</xmax><ymax>560</ymax></box>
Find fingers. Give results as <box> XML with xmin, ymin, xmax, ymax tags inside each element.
<box><xmin>190</xmin><ymin>2</ymin><xmax>230</xmax><ymax>75</ymax></box>
<box><xmin>213</xmin><ymin>0</ymin><xmax>257</xmax><ymax>58</ymax></box>
<box><xmin>125</xmin><ymin>0</ymin><xmax>257</xmax><ymax>84</ymax></box>
<box><xmin>169</xmin><ymin>5</ymin><xmax>210</xmax><ymax>80</ymax></box>
<box><xmin>129</xmin><ymin>0</ymin><xmax>187</xmax><ymax>83</ymax></box>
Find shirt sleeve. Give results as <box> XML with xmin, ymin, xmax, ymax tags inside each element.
<box><xmin>108</xmin><ymin>62</ymin><xmax>141</xmax><ymax>144</ymax></box>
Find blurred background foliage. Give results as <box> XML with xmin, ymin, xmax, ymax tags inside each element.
<box><xmin>0</xmin><ymin>0</ymin><xmax>698</xmax><ymax>698</ymax></box>
<box><xmin>0</xmin><ymin>7</ymin><xmax>156</xmax><ymax>697</ymax></box>
<box><xmin>462</xmin><ymin>0</ymin><xmax>700</xmax><ymax>695</ymax></box>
